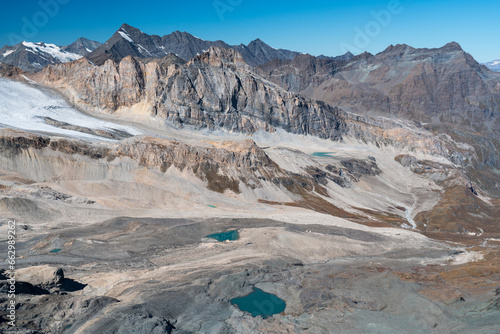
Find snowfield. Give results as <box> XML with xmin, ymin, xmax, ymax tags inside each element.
<box><xmin>0</xmin><ymin>79</ymin><xmax>140</xmax><ymax>140</ymax></box>
<box><xmin>22</xmin><ymin>41</ymin><xmax>82</xmax><ymax>63</ymax></box>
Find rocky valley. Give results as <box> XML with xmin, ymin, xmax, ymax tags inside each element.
<box><xmin>0</xmin><ymin>23</ymin><xmax>499</xmax><ymax>334</ymax></box>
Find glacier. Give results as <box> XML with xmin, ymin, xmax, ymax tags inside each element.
<box><xmin>0</xmin><ymin>78</ymin><xmax>140</xmax><ymax>140</ymax></box>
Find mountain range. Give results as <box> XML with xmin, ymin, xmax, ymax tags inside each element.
<box><xmin>0</xmin><ymin>23</ymin><xmax>351</xmax><ymax>71</ymax></box>
<box><xmin>0</xmin><ymin>38</ymin><xmax>102</xmax><ymax>71</ymax></box>
<box><xmin>256</xmin><ymin>42</ymin><xmax>500</xmax><ymax>134</ymax></box>
<box><xmin>86</xmin><ymin>23</ymin><xmax>301</xmax><ymax>66</ymax></box>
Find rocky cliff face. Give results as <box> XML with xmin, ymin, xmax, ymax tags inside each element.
<box><xmin>0</xmin><ymin>129</ymin><xmax>385</xmax><ymax>214</ymax></box>
<box><xmin>34</xmin><ymin>47</ymin><xmax>348</xmax><ymax>140</ymax></box>
<box><xmin>257</xmin><ymin>42</ymin><xmax>500</xmax><ymax>135</ymax></box>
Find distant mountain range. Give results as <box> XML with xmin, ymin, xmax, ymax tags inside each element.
<box><xmin>1</xmin><ymin>23</ymin><xmax>498</xmax><ymax>77</ymax></box>
<box><xmin>484</xmin><ymin>59</ymin><xmax>500</xmax><ymax>71</ymax></box>
<box><xmin>86</xmin><ymin>23</ymin><xmax>301</xmax><ymax>66</ymax></box>
<box><xmin>0</xmin><ymin>38</ymin><xmax>102</xmax><ymax>71</ymax></box>
<box><xmin>0</xmin><ymin>23</ymin><xmax>342</xmax><ymax>71</ymax></box>
<box><xmin>256</xmin><ymin>42</ymin><xmax>500</xmax><ymax>135</ymax></box>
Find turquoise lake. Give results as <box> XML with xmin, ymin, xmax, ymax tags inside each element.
<box><xmin>230</xmin><ymin>288</ymin><xmax>286</xmax><ymax>319</ymax></box>
<box><xmin>206</xmin><ymin>230</ymin><xmax>239</xmax><ymax>241</ymax></box>
<box><xmin>50</xmin><ymin>248</ymin><xmax>61</xmax><ymax>253</ymax></box>
<box><xmin>311</xmin><ymin>152</ymin><xmax>335</xmax><ymax>157</ymax></box>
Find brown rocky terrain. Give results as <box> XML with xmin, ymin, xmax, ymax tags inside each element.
<box><xmin>256</xmin><ymin>42</ymin><xmax>500</xmax><ymax>134</ymax></box>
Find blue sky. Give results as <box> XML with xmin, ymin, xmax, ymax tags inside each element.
<box><xmin>1</xmin><ymin>0</ymin><xmax>499</xmax><ymax>62</ymax></box>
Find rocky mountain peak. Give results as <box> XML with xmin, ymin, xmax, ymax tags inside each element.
<box><xmin>0</xmin><ymin>41</ymin><xmax>84</xmax><ymax>71</ymax></box>
<box><xmin>190</xmin><ymin>46</ymin><xmax>246</xmax><ymax>67</ymax></box>
<box><xmin>348</xmin><ymin>51</ymin><xmax>375</xmax><ymax>63</ymax></box>
<box><xmin>119</xmin><ymin>23</ymin><xmax>136</xmax><ymax>30</ymax></box>
<box><xmin>62</xmin><ymin>37</ymin><xmax>101</xmax><ymax>56</ymax></box>
<box><xmin>79</xmin><ymin>24</ymin><xmax>302</xmax><ymax>67</ymax></box>
<box><xmin>116</xmin><ymin>23</ymin><xmax>150</xmax><ymax>41</ymax></box>
<box><xmin>248</xmin><ymin>38</ymin><xmax>265</xmax><ymax>46</ymax></box>
<box><xmin>441</xmin><ymin>41</ymin><xmax>464</xmax><ymax>52</ymax></box>
<box><xmin>318</xmin><ymin>52</ymin><xmax>355</xmax><ymax>61</ymax></box>
<box><xmin>381</xmin><ymin>43</ymin><xmax>414</xmax><ymax>54</ymax></box>
<box><xmin>118</xmin><ymin>23</ymin><xmax>149</xmax><ymax>36</ymax></box>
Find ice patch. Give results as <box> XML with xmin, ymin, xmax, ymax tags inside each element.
<box><xmin>0</xmin><ymin>79</ymin><xmax>140</xmax><ymax>141</ymax></box>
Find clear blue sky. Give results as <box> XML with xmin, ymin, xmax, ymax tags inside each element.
<box><xmin>1</xmin><ymin>0</ymin><xmax>499</xmax><ymax>62</ymax></box>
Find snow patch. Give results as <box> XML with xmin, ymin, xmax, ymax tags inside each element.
<box><xmin>20</xmin><ymin>75</ymin><xmax>35</xmax><ymax>83</ymax></box>
<box><xmin>137</xmin><ymin>44</ymin><xmax>152</xmax><ymax>56</ymax></box>
<box><xmin>2</xmin><ymin>50</ymin><xmax>14</xmax><ymax>57</ymax></box>
<box><xmin>449</xmin><ymin>250</ymin><xmax>483</xmax><ymax>265</ymax></box>
<box><xmin>118</xmin><ymin>31</ymin><xmax>134</xmax><ymax>43</ymax></box>
<box><xmin>405</xmin><ymin>208</ymin><xmax>417</xmax><ymax>229</ymax></box>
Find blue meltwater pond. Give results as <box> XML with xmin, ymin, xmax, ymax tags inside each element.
<box><xmin>311</xmin><ymin>152</ymin><xmax>335</xmax><ymax>157</ymax></box>
<box><xmin>206</xmin><ymin>230</ymin><xmax>239</xmax><ymax>242</ymax></box>
<box><xmin>230</xmin><ymin>288</ymin><xmax>286</xmax><ymax>319</ymax></box>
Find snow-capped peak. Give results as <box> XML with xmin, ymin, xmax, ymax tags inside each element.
<box><xmin>483</xmin><ymin>58</ymin><xmax>500</xmax><ymax>72</ymax></box>
<box><xmin>22</xmin><ymin>41</ymin><xmax>82</xmax><ymax>63</ymax></box>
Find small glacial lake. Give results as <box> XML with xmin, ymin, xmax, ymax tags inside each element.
<box><xmin>230</xmin><ymin>287</ymin><xmax>286</xmax><ymax>319</ymax></box>
<box><xmin>50</xmin><ymin>248</ymin><xmax>61</xmax><ymax>253</ymax></box>
<box><xmin>311</xmin><ymin>152</ymin><xmax>335</xmax><ymax>157</ymax></box>
<box><xmin>206</xmin><ymin>230</ymin><xmax>239</xmax><ymax>242</ymax></box>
